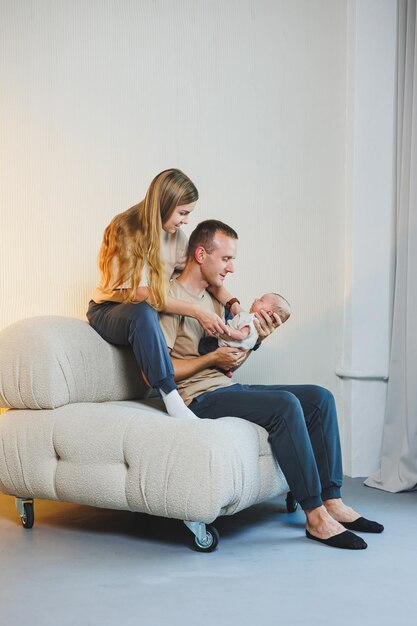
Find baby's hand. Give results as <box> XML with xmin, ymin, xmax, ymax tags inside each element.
<box><xmin>221</xmin><ymin>326</ymin><xmax>249</xmax><ymax>341</ymax></box>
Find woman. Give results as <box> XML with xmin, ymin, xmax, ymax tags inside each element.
<box><xmin>87</xmin><ymin>168</ymin><xmax>242</xmax><ymax>419</ymax></box>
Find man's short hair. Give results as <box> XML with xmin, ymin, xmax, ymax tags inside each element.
<box><xmin>187</xmin><ymin>220</ymin><xmax>238</xmax><ymax>260</ymax></box>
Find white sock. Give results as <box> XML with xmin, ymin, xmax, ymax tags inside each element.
<box><xmin>159</xmin><ymin>388</ymin><xmax>198</xmax><ymax>420</ymax></box>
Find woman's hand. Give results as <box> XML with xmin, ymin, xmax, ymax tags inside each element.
<box><xmin>195</xmin><ymin>307</ymin><xmax>231</xmax><ymax>337</ymax></box>
<box><xmin>213</xmin><ymin>347</ymin><xmax>248</xmax><ymax>371</ymax></box>
<box><xmin>253</xmin><ymin>310</ymin><xmax>282</xmax><ymax>342</ymax></box>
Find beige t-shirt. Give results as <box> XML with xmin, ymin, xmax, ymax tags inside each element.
<box><xmin>92</xmin><ymin>229</ymin><xmax>188</xmax><ymax>304</ymax></box>
<box><xmin>159</xmin><ymin>279</ymin><xmax>233</xmax><ymax>405</ymax></box>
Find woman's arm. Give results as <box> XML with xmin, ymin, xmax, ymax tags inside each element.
<box><xmin>165</xmin><ymin>296</ymin><xmax>247</xmax><ymax>340</ymax></box>
<box><xmin>166</xmin><ymin>296</ymin><xmax>233</xmax><ymax>336</ymax></box>
<box><xmin>132</xmin><ymin>287</ymin><xmax>231</xmax><ymax>336</ymax></box>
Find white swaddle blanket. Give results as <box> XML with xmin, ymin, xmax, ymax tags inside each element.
<box><xmin>218</xmin><ymin>312</ymin><xmax>258</xmax><ymax>350</ymax></box>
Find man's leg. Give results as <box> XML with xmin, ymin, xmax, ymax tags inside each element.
<box><xmin>235</xmin><ymin>384</ymin><xmax>343</xmax><ymax>504</ymax></box>
<box><xmin>189</xmin><ymin>384</ymin><xmax>323</xmax><ymax>511</ymax></box>
<box><xmin>190</xmin><ymin>384</ymin><xmax>369</xmax><ymax>549</ymax></box>
<box><xmin>265</xmin><ymin>384</ymin><xmax>383</xmax><ymax>532</ymax></box>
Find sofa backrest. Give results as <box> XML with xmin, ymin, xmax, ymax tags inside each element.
<box><xmin>0</xmin><ymin>316</ymin><xmax>149</xmax><ymax>409</ymax></box>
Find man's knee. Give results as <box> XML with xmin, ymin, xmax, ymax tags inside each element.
<box><xmin>264</xmin><ymin>392</ymin><xmax>306</xmax><ymax>443</ymax></box>
<box><xmin>271</xmin><ymin>391</ymin><xmax>304</xmax><ymax>425</ymax></box>
<box><xmin>306</xmin><ymin>385</ymin><xmax>336</xmax><ymax>413</ymax></box>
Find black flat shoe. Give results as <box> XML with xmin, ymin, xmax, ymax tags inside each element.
<box><xmin>306</xmin><ymin>529</ymin><xmax>367</xmax><ymax>550</ymax></box>
<box><xmin>341</xmin><ymin>517</ymin><xmax>384</xmax><ymax>533</ymax></box>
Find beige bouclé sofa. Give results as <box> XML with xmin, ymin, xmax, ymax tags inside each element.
<box><xmin>0</xmin><ymin>316</ymin><xmax>290</xmax><ymax>551</ymax></box>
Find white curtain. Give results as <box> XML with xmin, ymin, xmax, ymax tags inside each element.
<box><xmin>365</xmin><ymin>0</ymin><xmax>417</xmax><ymax>492</ymax></box>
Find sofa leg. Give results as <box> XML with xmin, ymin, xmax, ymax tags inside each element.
<box><xmin>15</xmin><ymin>497</ymin><xmax>35</xmax><ymax>529</ymax></box>
<box><xmin>183</xmin><ymin>520</ymin><xmax>219</xmax><ymax>552</ymax></box>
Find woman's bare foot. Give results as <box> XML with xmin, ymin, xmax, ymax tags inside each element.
<box><xmin>323</xmin><ymin>498</ymin><xmax>361</xmax><ymax>523</ymax></box>
<box><xmin>305</xmin><ymin>505</ymin><xmax>348</xmax><ymax>540</ymax></box>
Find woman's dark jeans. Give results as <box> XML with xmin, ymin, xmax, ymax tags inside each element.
<box><xmin>87</xmin><ymin>300</ymin><xmax>176</xmax><ymax>393</ymax></box>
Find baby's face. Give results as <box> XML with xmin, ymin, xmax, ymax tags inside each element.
<box><xmin>249</xmin><ymin>294</ymin><xmax>278</xmax><ymax>316</ymax></box>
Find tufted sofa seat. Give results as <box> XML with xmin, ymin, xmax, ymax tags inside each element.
<box><xmin>0</xmin><ymin>316</ymin><xmax>289</xmax><ymax>548</ymax></box>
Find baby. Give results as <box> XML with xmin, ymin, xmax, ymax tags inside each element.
<box><xmin>219</xmin><ymin>292</ymin><xmax>291</xmax><ymax>351</ymax></box>
<box><xmin>198</xmin><ymin>293</ymin><xmax>291</xmax><ymax>376</ymax></box>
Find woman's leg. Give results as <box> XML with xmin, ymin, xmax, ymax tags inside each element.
<box><xmin>87</xmin><ymin>300</ymin><xmax>196</xmax><ymax>419</ymax></box>
<box><xmin>87</xmin><ymin>300</ymin><xmax>175</xmax><ymax>391</ymax></box>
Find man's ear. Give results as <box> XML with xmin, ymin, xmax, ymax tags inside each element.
<box><xmin>194</xmin><ymin>245</ymin><xmax>206</xmax><ymax>265</ymax></box>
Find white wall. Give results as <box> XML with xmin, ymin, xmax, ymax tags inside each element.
<box><xmin>3</xmin><ymin>0</ymin><xmax>393</xmax><ymax>473</ymax></box>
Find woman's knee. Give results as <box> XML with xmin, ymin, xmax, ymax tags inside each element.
<box><xmin>128</xmin><ymin>303</ymin><xmax>166</xmax><ymax>349</ymax></box>
<box><xmin>129</xmin><ymin>301</ymin><xmax>158</xmax><ymax>321</ymax></box>
<box><xmin>128</xmin><ymin>302</ymin><xmax>159</xmax><ymax>334</ymax></box>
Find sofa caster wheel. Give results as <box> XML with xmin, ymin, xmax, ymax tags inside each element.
<box><xmin>15</xmin><ymin>498</ymin><xmax>34</xmax><ymax>529</ymax></box>
<box><xmin>193</xmin><ymin>525</ymin><xmax>219</xmax><ymax>552</ymax></box>
<box><xmin>183</xmin><ymin>520</ymin><xmax>219</xmax><ymax>552</ymax></box>
<box><xmin>286</xmin><ymin>492</ymin><xmax>298</xmax><ymax>513</ymax></box>
<box><xmin>21</xmin><ymin>502</ymin><xmax>35</xmax><ymax>528</ymax></box>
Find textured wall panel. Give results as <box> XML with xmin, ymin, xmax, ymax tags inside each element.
<box><xmin>0</xmin><ymin>0</ymin><xmax>347</xmax><ymax>397</ymax></box>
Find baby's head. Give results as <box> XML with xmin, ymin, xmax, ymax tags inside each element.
<box><xmin>249</xmin><ymin>293</ymin><xmax>291</xmax><ymax>324</ymax></box>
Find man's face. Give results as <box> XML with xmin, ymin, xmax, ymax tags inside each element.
<box><xmin>200</xmin><ymin>232</ymin><xmax>237</xmax><ymax>288</ymax></box>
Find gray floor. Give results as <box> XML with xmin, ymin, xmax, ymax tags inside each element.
<box><xmin>0</xmin><ymin>477</ymin><xmax>416</xmax><ymax>626</ymax></box>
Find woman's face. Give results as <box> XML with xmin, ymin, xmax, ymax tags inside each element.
<box><xmin>162</xmin><ymin>202</ymin><xmax>196</xmax><ymax>234</ymax></box>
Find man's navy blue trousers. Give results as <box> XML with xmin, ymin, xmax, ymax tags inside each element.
<box><xmin>189</xmin><ymin>383</ymin><xmax>343</xmax><ymax>511</ymax></box>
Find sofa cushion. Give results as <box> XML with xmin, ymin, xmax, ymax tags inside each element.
<box><xmin>0</xmin><ymin>316</ymin><xmax>148</xmax><ymax>410</ymax></box>
<box><xmin>0</xmin><ymin>401</ymin><xmax>288</xmax><ymax>522</ymax></box>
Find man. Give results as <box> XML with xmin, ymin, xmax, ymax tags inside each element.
<box><xmin>159</xmin><ymin>220</ymin><xmax>384</xmax><ymax>550</ymax></box>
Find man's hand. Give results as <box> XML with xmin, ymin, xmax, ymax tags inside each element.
<box><xmin>253</xmin><ymin>310</ymin><xmax>282</xmax><ymax>342</ymax></box>
<box><xmin>214</xmin><ymin>347</ymin><xmax>248</xmax><ymax>371</ymax></box>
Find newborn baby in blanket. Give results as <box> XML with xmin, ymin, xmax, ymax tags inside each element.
<box><xmin>198</xmin><ymin>293</ymin><xmax>291</xmax><ymax>376</ymax></box>
<box><xmin>219</xmin><ymin>292</ymin><xmax>291</xmax><ymax>351</ymax></box>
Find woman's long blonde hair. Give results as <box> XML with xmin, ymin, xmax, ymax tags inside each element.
<box><xmin>98</xmin><ymin>169</ymin><xmax>198</xmax><ymax>310</ymax></box>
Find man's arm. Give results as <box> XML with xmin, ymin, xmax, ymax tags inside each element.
<box><xmin>207</xmin><ymin>284</ymin><xmax>244</xmax><ymax>316</ymax></box>
<box><xmin>159</xmin><ymin>308</ymin><xmax>229</xmax><ymax>382</ymax></box>
<box><xmin>170</xmin><ymin>347</ymin><xmax>250</xmax><ymax>382</ymax></box>
<box><xmin>170</xmin><ymin>352</ymin><xmax>216</xmax><ymax>382</ymax></box>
